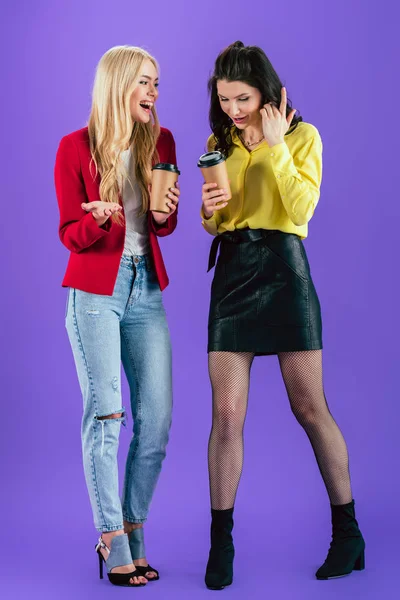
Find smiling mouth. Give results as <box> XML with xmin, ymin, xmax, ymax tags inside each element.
<box><xmin>140</xmin><ymin>102</ymin><xmax>153</xmax><ymax>111</ymax></box>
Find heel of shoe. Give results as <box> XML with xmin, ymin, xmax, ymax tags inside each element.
<box><xmin>354</xmin><ymin>550</ymin><xmax>365</xmax><ymax>571</ymax></box>
<box><xmin>98</xmin><ymin>550</ymin><xmax>104</xmax><ymax>579</ymax></box>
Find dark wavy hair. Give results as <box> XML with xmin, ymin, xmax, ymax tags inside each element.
<box><xmin>208</xmin><ymin>41</ymin><xmax>302</xmax><ymax>157</ymax></box>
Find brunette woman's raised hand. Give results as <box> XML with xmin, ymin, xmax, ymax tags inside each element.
<box><xmin>260</xmin><ymin>87</ymin><xmax>296</xmax><ymax>147</ymax></box>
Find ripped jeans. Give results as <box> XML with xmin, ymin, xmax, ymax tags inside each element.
<box><xmin>66</xmin><ymin>254</ymin><xmax>172</xmax><ymax>532</ymax></box>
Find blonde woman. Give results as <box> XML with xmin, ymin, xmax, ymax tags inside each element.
<box><xmin>54</xmin><ymin>46</ymin><xmax>180</xmax><ymax>587</ymax></box>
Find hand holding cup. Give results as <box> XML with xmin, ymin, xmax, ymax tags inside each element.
<box><xmin>150</xmin><ymin>163</ymin><xmax>181</xmax><ymax>224</ymax></box>
<box><xmin>198</xmin><ymin>151</ymin><xmax>231</xmax><ymax>219</ymax></box>
<box><xmin>201</xmin><ymin>183</ymin><xmax>230</xmax><ymax>219</ymax></box>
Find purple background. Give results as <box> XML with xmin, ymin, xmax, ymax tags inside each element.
<box><xmin>1</xmin><ymin>0</ymin><xmax>399</xmax><ymax>598</ymax></box>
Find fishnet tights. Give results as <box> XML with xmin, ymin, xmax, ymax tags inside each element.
<box><xmin>208</xmin><ymin>352</ymin><xmax>254</xmax><ymax>511</ymax></box>
<box><xmin>208</xmin><ymin>350</ymin><xmax>352</xmax><ymax>510</ymax></box>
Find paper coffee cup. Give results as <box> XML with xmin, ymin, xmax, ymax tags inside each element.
<box><xmin>197</xmin><ymin>151</ymin><xmax>231</xmax><ymax>200</ymax></box>
<box><xmin>150</xmin><ymin>163</ymin><xmax>180</xmax><ymax>213</ymax></box>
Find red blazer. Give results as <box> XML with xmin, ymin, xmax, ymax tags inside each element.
<box><xmin>55</xmin><ymin>127</ymin><xmax>178</xmax><ymax>295</ymax></box>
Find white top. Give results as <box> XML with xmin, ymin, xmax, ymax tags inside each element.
<box><xmin>120</xmin><ymin>149</ymin><xmax>149</xmax><ymax>256</ymax></box>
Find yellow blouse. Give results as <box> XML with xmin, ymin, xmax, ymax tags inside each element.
<box><xmin>201</xmin><ymin>122</ymin><xmax>323</xmax><ymax>239</ymax></box>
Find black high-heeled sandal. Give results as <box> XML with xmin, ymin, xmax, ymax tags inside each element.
<box><xmin>96</xmin><ymin>534</ymin><xmax>146</xmax><ymax>587</ymax></box>
<box><xmin>129</xmin><ymin>527</ymin><xmax>160</xmax><ymax>581</ymax></box>
<box><xmin>134</xmin><ymin>564</ymin><xmax>160</xmax><ymax>581</ymax></box>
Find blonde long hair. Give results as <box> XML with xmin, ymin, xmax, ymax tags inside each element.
<box><xmin>88</xmin><ymin>45</ymin><xmax>160</xmax><ymax>218</ymax></box>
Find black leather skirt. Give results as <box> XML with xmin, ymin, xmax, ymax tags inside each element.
<box><xmin>207</xmin><ymin>229</ymin><xmax>323</xmax><ymax>355</ymax></box>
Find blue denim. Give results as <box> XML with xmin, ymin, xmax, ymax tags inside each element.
<box><xmin>66</xmin><ymin>254</ymin><xmax>172</xmax><ymax>532</ymax></box>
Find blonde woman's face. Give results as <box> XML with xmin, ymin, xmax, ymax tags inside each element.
<box><xmin>130</xmin><ymin>59</ymin><xmax>159</xmax><ymax>123</ymax></box>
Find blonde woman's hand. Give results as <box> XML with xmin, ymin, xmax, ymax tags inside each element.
<box><xmin>202</xmin><ymin>183</ymin><xmax>229</xmax><ymax>219</ymax></box>
<box><xmin>151</xmin><ymin>182</ymin><xmax>180</xmax><ymax>224</ymax></box>
<box><xmin>260</xmin><ymin>87</ymin><xmax>296</xmax><ymax>147</ymax></box>
<box><xmin>81</xmin><ymin>201</ymin><xmax>122</xmax><ymax>227</ymax></box>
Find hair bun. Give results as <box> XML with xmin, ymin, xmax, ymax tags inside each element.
<box><xmin>231</xmin><ymin>41</ymin><xmax>245</xmax><ymax>49</ymax></box>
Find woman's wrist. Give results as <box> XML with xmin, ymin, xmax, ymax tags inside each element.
<box><xmin>201</xmin><ymin>205</ymin><xmax>213</xmax><ymax>220</ymax></box>
<box><xmin>152</xmin><ymin>212</ymin><xmax>168</xmax><ymax>225</ymax></box>
<box><xmin>91</xmin><ymin>212</ymin><xmax>109</xmax><ymax>227</ymax></box>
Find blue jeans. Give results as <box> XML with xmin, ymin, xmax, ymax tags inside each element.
<box><xmin>66</xmin><ymin>254</ymin><xmax>172</xmax><ymax>532</ymax></box>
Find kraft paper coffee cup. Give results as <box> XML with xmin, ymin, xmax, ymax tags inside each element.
<box><xmin>150</xmin><ymin>163</ymin><xmax>180</xmax><ymax>213</ymax></box>
<box><xmin>197</xmin><ymin>151</ymin><xmax>231</xmax><ymax>200</ymax></box>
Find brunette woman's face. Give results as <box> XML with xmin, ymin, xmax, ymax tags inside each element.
<box><xmin>130</xmin><ymin>59</ymin><xmax>159</xmax><ymax>123</ymax></box>
<box><xmin>217</xmin><ymin>79</ymin><xmax>262</xmax><ymax>129</ymax></box>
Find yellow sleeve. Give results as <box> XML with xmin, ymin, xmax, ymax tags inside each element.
<box><xmin>269</xmin><ymin>129</ymin><xmax>323</xmax><ymax>226</ymax></box>
<box><xmin>200</xmin><ymin>208</ymin><xmax>219</xmax><ymax>236</ymax></box>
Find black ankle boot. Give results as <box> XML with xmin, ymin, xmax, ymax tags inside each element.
<box><xmin>316</xmin><ymin>500</ymin><xmax>365</xmax><ymax>579</ymax></box>
<box><xmin>205</xmin><ymin>508</ymin><xmax>235</xmax><ymax>590</ymax></box>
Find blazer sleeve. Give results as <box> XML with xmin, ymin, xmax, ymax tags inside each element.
<box><xmin>55</xmin><ymin>136</ymin><xmax>112</xmax><ymax>253</ymax></box>
<box><xmin>148</xmin><ymin>129</ymin><xmax>178</xmax><ymax>237</ymax></box>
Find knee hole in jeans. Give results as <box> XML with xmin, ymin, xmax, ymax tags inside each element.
<box><xmin>96</xmin><ymin>412</ymin><xmax>124</xmax><ymax>420</ymax></box>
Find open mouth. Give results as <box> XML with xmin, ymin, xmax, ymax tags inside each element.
<box><xmin>139</xmin><ymin>102</ymin><xmax>153</xmax><ymax>113</ymax></box>
<box><xmin>233</xmin><ymin>116</ymin><xmax>247</xmax><ymax>124</ymax></box>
